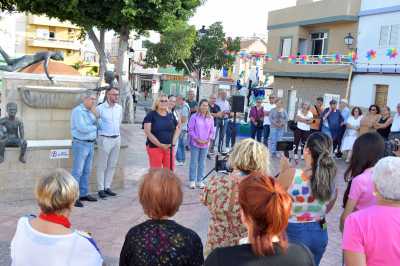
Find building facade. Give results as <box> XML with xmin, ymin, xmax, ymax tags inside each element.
<box><xmin>350</xmin><ymin>0</ymin><xmax>400</xmax><ymax>110</ymax></box>
<box><xmin>25</xmin><ymin>15</ymin><xmax>81</xmax><ymax>65</ymax></box>
<box><xmin>233</xmin><ymin>37</ymin><xmax>268</xmax><ymax>87</ymax></box>
<box><xmin>265</xmin><ymin>0</ymin><xmax>360</xmax><ymax>119</ymax></box>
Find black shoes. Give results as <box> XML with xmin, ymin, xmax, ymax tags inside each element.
<box><xmin>80</xmin><ymin>195</ymin><xmax>98</xmax><ymax>202</ymax></box>
<box><xmin>105</xmin><ymin>188</ymin><xmax>117</xmax><ymax>196</ymax></box>
<box><xmin>98</xmin><ymin>190</ymin><xmax>107</xmax><ymax>199</ymax></box>
<box><xmin>74</xmin><ymin>200</ymin><xmax>84</xmax><ymax>207</ymax></box>
<box><xmin>98</xmin><ymin>189</ymin><xmax>117</xmax><ymax>198</ymax></box>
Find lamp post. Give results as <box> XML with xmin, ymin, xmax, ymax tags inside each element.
<box><xmin>344</xmin><ymin>32</ymin><xmax>354</xmax><ymax>50</ymax></box>
<box><xmin>196</xmin><ymin>25</ymin><xmax>207</xmax><ymax>102</ymax></box>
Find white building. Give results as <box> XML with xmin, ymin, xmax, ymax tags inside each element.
<box><xmin>350</xmin><ymin>0</ymin><xmax>400</xmax><ymax>109</ymax></box>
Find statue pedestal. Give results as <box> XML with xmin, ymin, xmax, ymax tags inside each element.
<box><xmin>0</xmin><ymin>140</ymin><xmax>127</xmax><ymax>203</ymax></box>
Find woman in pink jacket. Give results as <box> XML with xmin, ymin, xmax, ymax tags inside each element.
<box><xmin>188</xmin><ymin>99</ymin><xmax>215</xmax><ymax>189</ymax></box>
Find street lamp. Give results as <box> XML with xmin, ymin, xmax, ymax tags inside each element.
<box><xmin>344</xmin><ymin>33</ymin><xmax>354</xmax><ymax>50</ymax></box>
<box><xmin>196</xmin><ymin>25</ymin><xmax>207</xmax><ymax>102</ymax></box>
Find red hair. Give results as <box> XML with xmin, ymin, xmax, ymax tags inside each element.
<box><xmin>139</xmin><ymin>169</ymin><xmax>183</xmax><ymax>219</ymax></box>
<box><xmin>239</xmin><ymin>172</ymin><xmax>292</xmax><ymax>256</ymax></box>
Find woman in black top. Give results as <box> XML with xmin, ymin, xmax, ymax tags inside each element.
<box><xmin>205</xmin><ymin>173</ymin><xmax>315</xmax><ymax>266</ymax></box>
<box><xmin>375</xmin><ymin>106</ymin><xmax>393</xmax><ymax>140</ymax></box>
<box><xmin>120</xmin><ymin>169</ymin><xmax>204</xmax><ymax>266</ymax></box>
<box><xmin>143</xmin><ymin>95</ymin><xmax>180</xmax><ymax>170</ymax></box>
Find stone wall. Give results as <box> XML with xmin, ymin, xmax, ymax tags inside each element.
<box><xmin>0</xmin><ymin>141</ymin><xmax>126</xmax><ymax>203</ymax></box>
<box><xmin>1</xmin><ymin>72</ymin><xmax>99</xmax><ymax>140</ymax></box>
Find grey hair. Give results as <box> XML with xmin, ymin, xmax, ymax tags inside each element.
<box><xmin>373</xmin><ymin>157</ymin><xmax>400</xmax><ymax>201</ymax></box>
<box><xmin>81</xmin><ymin>90</ymin><xmax>97</xmax><ymax>101</ymax></box>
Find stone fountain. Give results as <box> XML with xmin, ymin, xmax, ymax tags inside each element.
<box><xmin>0</xmin><ymin>72</ymin><xmax>126</xmax><ymax>202</ymax></box>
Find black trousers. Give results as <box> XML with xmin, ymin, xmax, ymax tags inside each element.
<box><xmin>294</xmin><ymin>128</ymin><xmax>310</xmax><ymax>154</ymax></box>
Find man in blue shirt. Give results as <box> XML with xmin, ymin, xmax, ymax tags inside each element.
<box><xmin>71</xmin><ymin>91</ymin><xmax>98</xmax><ymax>207</ymax></box>
<box><xmin>96</xmin><ymin>87</ymin><xmax>123</xmax><ymax>199</ymax></box>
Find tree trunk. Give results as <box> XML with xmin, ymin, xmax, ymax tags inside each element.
<box><xmin>116</xmin><ymin>25</ymin><xmax>129</xmax><ymax>79</ymax></box>
<box><xmin>87</xmin><ymin>27</ymin><xmax>108</xmax><ymax>85</ymax></box>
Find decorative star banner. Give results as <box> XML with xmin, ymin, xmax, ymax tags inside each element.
<box><xmin>386</xmin><ymin>48</ymin><xmax>398</xmax><ymax>59</ymax></box>
<box><xmin>366</xmin><ymin>49</ymin><xmax>377</xmax><ymax>60</ymax></box>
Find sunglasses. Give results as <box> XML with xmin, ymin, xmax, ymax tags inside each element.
<box><xmin>370</xmin><ymin>109</ymin><xmax>377</xmax><ymax>111</ymax></box>
<box><xmin>160</xmin><ymin>100</ymin><xmax>168</xmax><ymax>103</ymax></box>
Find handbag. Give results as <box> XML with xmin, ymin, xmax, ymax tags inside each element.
<box><xmin>288</xmin><ymin>120</ymin><xmax>297</xmax><ymax>131</ymax></box>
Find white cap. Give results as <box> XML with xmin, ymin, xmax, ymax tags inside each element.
<box><xmin>340</xmin><ymin>99</ymin><xmax>348</xmax><ymax>104</ymax></box>
<box><xmin>373</xmin><ymin>156</ymin><xmax>400</xmax><ymax>201</ymax></box>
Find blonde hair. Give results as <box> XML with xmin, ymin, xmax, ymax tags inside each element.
<box><xmin>152</xmin><ymin>94</ymin><xmax>168</xmax><ymax>111</ymax></box>
<box><xmin>35</xmin><ymin>169</ymin><xmax>79</xmax><ymax>214</ymax></box>
<box><xmin>229</xmin><ymin>138</ymin><xmax>270</xmax><ymax>174</ymax></box>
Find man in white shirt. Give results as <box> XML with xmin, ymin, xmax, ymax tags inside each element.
<box><xmin>390</xmin><ymin>103</ymin><xmax>400</xmax><ymax>140</ymax></box>
<box><xmin>95</xmin><ymin>87</ymin><xmax>123</xmax><ymax>199</ymax></box>
<box><xmin>262</xmin><ymin>94</ymin><xmax>276</xmax><ymax>147</ymax></box>
<box><xmin>216</xmin><ymin>89</ymin><xmax>231</xmax><ymax>152</ymax></box>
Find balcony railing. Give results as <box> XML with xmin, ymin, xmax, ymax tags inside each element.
<box><xmin>279</xmin><ymin>54</ymin><xmax>354</xmax><ymax>65</ymax></box>
<box><xmin>354</xmin><ymin>63</ymin><xmax>400</xmax><ymax>73</ymax></box>
<box><xmin>27</xmin><ymin>37</ymin><xmax>81</xmax><ymax>51</ymax></box>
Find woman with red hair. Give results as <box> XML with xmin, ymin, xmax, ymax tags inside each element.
<box><xmin>204</xmin><ymin>173</ymin><xmax>315</xmax><ymax>266</ymax></box>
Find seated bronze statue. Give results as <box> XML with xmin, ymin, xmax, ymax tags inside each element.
<box><xmin>0</xmin><ymin>103</ymin><xmax>27</xmax><ymax>163</ymax></box>
<box><xmin>0</xmin><ymin>46</ymin><xmax>64</xmax><ymax>83</ymax></box>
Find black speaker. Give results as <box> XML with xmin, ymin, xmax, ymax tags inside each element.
<box><xmin>231</xmin><ymin>95</ymin><xmax>245</xmax><ymax>113</ymax></box>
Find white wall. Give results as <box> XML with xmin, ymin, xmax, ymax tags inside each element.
<box><xmin>361</xmin><ymin>0</ymin><xmax>400</xmax><ymax>11</ymax></box>
<box><xmin>350</xmin><ymin>74</ymin><xmax>400</xmax><ymax>109</ymax></box>
<box><xmin>356</xmin><ymin>10</ymin><xmax>400</xmax><ymax>66</ymax></box>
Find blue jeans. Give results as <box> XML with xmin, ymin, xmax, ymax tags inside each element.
<box><xmin>189</xmin><ymin>144</ymin><xmax>208</xmax><ymax>182</ymax></box>
<box><xmin>250</xmin><ymin>124</ymin><xmax>263</xmax><ymax>142</ymax></box>
<box><xmin>71</xmin><ymin>139</ymin><xmax>94</xmax><ymax>197</ymax></box>
<box><xmin>263</xmin><ymin>125</ymin><xmax>270</xmax><ymax>146</ymax></box>
<box><xmin>176</xmin><ymin>131</ymin><xmax>186</xmax><ymax>162</ymax></box>
<box><xmin>226</xmin><ymin>120</ymin><xmax>234</xmax><ymax>148</ymax></box>
<box><xmin>287</xmin><ymin>222</ymin><xmax>328</xmax><ymax>265</ymax></box>
<box><xmin>269</xmin><ymin>127</ymin><xmax>284</xmax><ymax>154</ymax></box>
<box><xmin>321</xmin><ymin>125</ymin><xmax>332</xmax><ymax>138</ymax></box>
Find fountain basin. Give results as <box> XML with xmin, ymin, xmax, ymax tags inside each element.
<box><xmin>19</xmin><ymin>85</ymin><xmax>88</xmax><ymax>109</ymax></box>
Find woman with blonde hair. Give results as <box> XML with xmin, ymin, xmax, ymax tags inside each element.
<box><xmin>10</xmin><ymin>169</ymin><xmax>103</xmax><ymax>266</ymax></box>
<box><xmin>201</xmin><ymin>138</ymin><xmax>269</xmax><ymax>256</ymax></box>
<box><xmin>143</xmin><ymin>94</ymin><xmax>180</xmax><ymax>170</ymax></box>
<box><xmin>188</xmin><ymin>99</ymin><xmax>215</xmax><ymax>189</ymax></box>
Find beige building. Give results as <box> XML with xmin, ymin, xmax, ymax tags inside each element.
<box><xmin>233</xmin><ymin>37</ymin><xmax>268</xmax><ymax>86</ymax></box>
<box><xmin>265</xmin><ymin>0</ymin><xmax>361</xmax><ymax>119</ymax></box>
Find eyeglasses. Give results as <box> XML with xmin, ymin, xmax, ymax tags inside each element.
<box><xmin>370</xmin><ymin>108</ymin><xmax>377</xmax><ymax>112</ymax></box>
<box><xmin>160</xmin><ymin>100</ymin><xmax>168</xmax><ymax>103</ymax></box>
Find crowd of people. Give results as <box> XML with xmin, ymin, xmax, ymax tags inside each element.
<box><xmin>9</xmin><ymin>87</ymin><xmax>400</xmax><ymax>266</ymax></box>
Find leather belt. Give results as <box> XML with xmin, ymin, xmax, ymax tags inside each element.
<box><xmin>73</xmin><ymin>138</ymin><xmax>95</xmax><ymax>143</ymax></box>
<box><xmin>100</xmin><ymin>135</ymin><xmax>119</xmax><ymax>138</ymax></box>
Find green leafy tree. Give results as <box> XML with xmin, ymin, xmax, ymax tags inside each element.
<box><xmin>0</xmin><ymin>0</ymin><xmax>16</xmax><ymax>11</ymax></box>
<box><xmin>145</xmin><ymin>22</ymin><xmax>240</xmax><ymax>87</ymax></box>
<box><xmin>15</xmin><ymin>0</ymin><xmax>202</xmax><ymax>79</ymax></box>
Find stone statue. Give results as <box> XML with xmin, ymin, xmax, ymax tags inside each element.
<box><xmin>0</xmin><ymin>47</ymin><xmax>64</xmax><ymax>83</ymax></box>
<box><xmin>95</xmin><ymin>71</ymin><xmax>134</xmax><ymax>123</ymax></box>
<box><xmin>0</xmin><ymin>103</ymin><xmax>27</xmax><ymax>163</ymax></box>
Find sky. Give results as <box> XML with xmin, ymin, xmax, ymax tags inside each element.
<box><xmin>190</xmin><ymin>0</ymin><xmax>297</xmax><ymax>38</ymax></box>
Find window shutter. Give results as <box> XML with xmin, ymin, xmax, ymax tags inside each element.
<box><xmin>390</xmin><ymin>25</ymin><xmax>400</xmax><ymax>47</ymax></box>
<box><xmin>380</xmin><ymin>25</ymin><xmax>390</xmax><ymax>47</ymax></box>
<box><xmin>281</xmin><ymin>38</ymin><xmax>292</xmax><ymax>57</ymax></box>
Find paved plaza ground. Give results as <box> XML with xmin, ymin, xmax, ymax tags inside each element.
<box><xmin>0</xmin><ymin>113</ymin><xmax>347</xmax><ymax>266</ymax></box>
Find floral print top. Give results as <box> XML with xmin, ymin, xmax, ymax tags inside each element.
<box><xmin>288</xmin><ymin>169</ymin><xmax>327</xmax><ymax>223</ymax></box>
<box><xmin>201</xmin><ymin>171</ymin><xmax>247</xmax><ymax>256</ymax></box>
<box><xmin>119</xmin><ymin>219</ymin><xmax>204</xmax><ymax>266</ymax></box>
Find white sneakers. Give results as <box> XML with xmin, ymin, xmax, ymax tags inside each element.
<box><xmin>197</xmin><ymin>182</ymin><xmax>205</xmax><ymax>189</ymax></box>
<box><xmin>176</xmin><ymin>161</ymin><xmax>185</xmax><ymax>166</ymax></box>
<box><xmin>189</xmin><ymin>181</ymin><xmax>205</xmax><ymax>189</ymax></box>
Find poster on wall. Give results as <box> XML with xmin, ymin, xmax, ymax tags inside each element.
<box><xmin>277</xmin><ymin>89</ymin><xmax>284</xmax><ymax>98</ymax></box>
<box><xmin>323</xmin><ymin>93</ymin><xmax>341</xmax><ymax>108</ymax></box>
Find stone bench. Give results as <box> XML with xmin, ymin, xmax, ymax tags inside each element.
<box><xmin>0</xmin><ymin>140</ymin><xmax>127</xmax><ymax>202</ymax></box>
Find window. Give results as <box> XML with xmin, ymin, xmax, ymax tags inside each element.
<box><xmin>36</xmin><ymin>29</ymin><xmax>49</xmax><ymax>39</ymax></box>
<box><xmin>280</xmin><ymin>38</ymin><xmax>292</xmax><ymax>57</ymax></box>
<box><xmin>311</xmin><ymin>32</ymin><xmax>328</xmax><ymax>55</ymax></box>
<box><xmin>380</xmin><ymin>25</ymin><xmax>400</xmax><ymax>47</ymax></box>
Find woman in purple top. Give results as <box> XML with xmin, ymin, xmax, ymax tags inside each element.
<box><xmin>249</xmin><ymin>97</ymin><xmax>265</xmax><ymax>142</ymax></box>
<box><xmin>188</xmin><ymin>99</ymin><xmax>215</xmax><ymax>189</ymax></box>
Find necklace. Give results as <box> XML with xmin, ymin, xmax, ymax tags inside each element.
<box><xmin>39</xmin><ymin>213</ymin><xmax>71</xmax><ymax>228</ymax></box>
